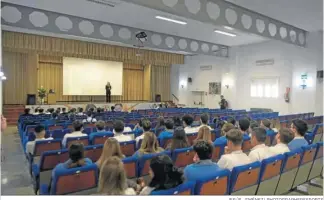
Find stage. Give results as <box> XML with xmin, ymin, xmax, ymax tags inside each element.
<box><xmin>25</xmin><ymin>102</ymin><xmax>161</xmax><ymax>112</ymax></box>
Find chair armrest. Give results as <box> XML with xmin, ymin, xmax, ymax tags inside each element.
<box><xmin>32</xmin><ymin>164</ymin><xmax>40</xmax><ymax>177</ymax></box>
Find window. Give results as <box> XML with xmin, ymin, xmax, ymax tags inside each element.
<box><xmin>250</xmin><ymin>78</ymin><xmax>279</xmax><ymax>98</ymax></box>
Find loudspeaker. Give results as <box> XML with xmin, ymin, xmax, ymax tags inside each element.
<box><xmin>27</xmin><ymin>94</ymin><xmax>36</xmax><ymax>105</ymax></box>
<box><xmin>155</xmin><ymin>94</ymin><xmax>161</xmax><ymax>102</ymax></box>
<box><xmin>317</xmin><ymin>70</ymin><xmax>323</xmax><ymax>78</ymax></box>
<box><xmin>188</xmin><ymin>77</ymin><xmax>192</xmax><ymax>83</ymax></box>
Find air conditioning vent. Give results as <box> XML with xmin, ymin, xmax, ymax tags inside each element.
<box><xmin>256</xmin><ymin>59</ymin><xmax>274</xmax><ymax>66</ymax></box>
<box><xmin>200</xmin><ymin>65</ymin><xmax>212</xmax><ymax>70</ymax></box>
<box><xmin>87</xmin><ymin>0</ymin><xmax>122</xmax><ymax>7</ymax></box>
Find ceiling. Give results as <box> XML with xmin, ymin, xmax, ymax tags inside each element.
<box><xmin>3</xmin><ymin>0</ymin><xmax>322</xmax><ymax>51</ymax></box>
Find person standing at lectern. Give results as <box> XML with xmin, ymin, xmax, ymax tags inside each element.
<box><xmin>219</xmin><ymin>95</ymin><xmax>228</xmax><ymax>110</ymax></box>
<box><xmin>106</xmin><ymin>82</ymin><xmax>112</xmax><ymax>103</ymax></box>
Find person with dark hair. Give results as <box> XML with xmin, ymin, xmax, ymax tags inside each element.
<box><xmin>219</xmin><ymin>95</ymin><xmax>228</xmax><ymax>110</ymax></box>
<box><xmin>155</xmin><ymin>116</ymin><xmax>165</xmax><ymax>135</ymax></box>
<box><xmin>184</xmin><ymin>140</ymin><xmax>219</xmax><ymax>181</ymax></box>
<box><xmin>21</xmin><ymin>108</ymin><xmax>32</xmax><ymax>117</ymax></box>
<box><xmin>115</xmin><ymin>104</ymin><xmax>123</xmax><ymax>112</ymax></box>
<box><xmin>38</xmin><ymin>108</ymin><xmax>45</xmax><ymax>116</ymax></box>
<box><xmin>111</xmin><ymin>106</ymin><xmax>115</xmax><ymax>112</ymax></box>
<box><xmin>217</xmin><ymin>129</ymin><xmax>251</xmax><ymax>171</ymax></box>
<box><xmin>33</xmin><ymin>108</ymin><xmax>40</xmax><ymax>115</ymax></box>
<box><xmin>288</xmin><ymin>119</ymin><xmax>309</xmax><ymax>151</ymax></box>
<box><xmin>249</xmin><ymin>120</ymin><xmax>259</xmax><ymax>133</ymax></box>
<box><xmin>227</xmin><ymin>117</ymin><xmax>236</xmax><ymax>126</ymax></box>
<box><xmin>166</xmin><ymin>127</ymin><xmax>190</xmax><ymax>151</ymax></box>
<box><xmin>213</xmin><ymin>122</ymin><xmax>236</xmax><ymax>146</ymax></box>
<box><xmin>139</xmin><ymin>155</ymin><xmax>183</xmax><ymax>195</ymax></box>
<box><xmin>61</xmin><ymin>107</ymin><xmax>67</xmax><ymax>115</ymax></box>
<box><xmin>76</xmin><ymin>107</ymin><xmax>85</xmax><ymax>116</ymax></box>
<box><xmin>198</xmin><ymin>113</ymin><xmax>212</xmax><ymax>131</ymax></box>
<box><xmin>82</xmin><ymin>111</ymin><xmax>97</xmax><ymax>123</ymax></box>
<box><xmin>158</xmin><ymin>119</ymin><xmax>174</xmax><ymax>140</ymax></box>
<box><xmin>135</xmin><ymin>119</ymin><xmax>152</xmax><ymax>148</ymax></box>
<box><xmin>173</xmin><ymin>116</ymin><xmax>182</xmax><ymax>128</ymax></box>
<box><xmin>56</xmin><ymin>107</ymin><xmax>61</xmax><ymax>114</ymax></box>
<box><xmin>25</xmin><ymin>125</ymin><xmax>53</xmax><ymax>155</ymax></box>
<box><xmin>62</xmin><ymin>121</ymin><xmax>87</xmax><ymax>148</ymax></box>
<box><xmin>238</xmin><ymin>118</ymin><xmax>251</xmax><ymax>142</ymax></box>
<box><xmin>182</xmin><ymin>115</ymin><xmax>196</xmax><ymax>134</ymax></box>
<box><xmin>249</xmin><ymin>127</ymin><xmax>275</xmax><ymax>162</ymax></box>
<box><xmin>113</xmin><ymin>120</ymin><xmax>132</xmax><ymax>142</ymax></box>
<box><xmin>269</xmin><ymin>128</ymin><xmax>294</xmax><ymax>155</ymax></box>
<box><xmin>260</xmin><ymin>118</ymin><xmax>276</xmax><ymax>142</ymax></box>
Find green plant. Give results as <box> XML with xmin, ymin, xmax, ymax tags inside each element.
<box><xmin>38</xmin><ymin>86</ymin><xmax>47</xmax><ymax>99</ymax></box>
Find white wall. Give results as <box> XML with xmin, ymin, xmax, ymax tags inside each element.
<box><xmin>174</xmin><ymin>31</ymin><xmax>323</xmax><ymax>115</ymax></box>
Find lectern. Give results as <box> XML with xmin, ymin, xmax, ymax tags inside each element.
<box><xmin>48</xmin><ymin>93</ymin><xmax>56</xmax><ymax>105</ymax></box>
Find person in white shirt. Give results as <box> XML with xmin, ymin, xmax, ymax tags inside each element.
<box><xmin>62</xmin><ymin>120</ymin><xmax>87</xmax><ymax>148</ymax></box>
<box><xmin>197</xmin><ymin>113</ymin><xmax>212</xmax><ymax>131</ymax></box>
<box><xmin>249</xmin><ymin>127</ymin><xmax>275</xmax><ymax>162</ymax></box>
<box><xmin>82</xmin><ymin>111</ymin><xmax>97</xmax><ymax>123</ymax></box>
<box><xmin>269</xmin><ymin>128</ymin><xmax>294</xmax><ymax>155</ymax></box>
<box><xmin>26</xmin><ymin>125</ymin><xmax>53</xmax><ymax>155</ymax></box>
<box><xmin>217</xmin><ymin>129</ymin><xmax>252</xmax><ymax>171</ymax></box>
<box><xmin>182</xmin><ymin>115</ymin><xmax>197</xmax><ymax>134</ymax></box>
<box><xmin>113</xmin><ymin>120</ymin><xmax>133</xmax><ymax>143</ymax></box>
<box><xmin>76</xmin><ymin>107</ymin><xmax>85</xmax><ymax>116</ymax></box>
<box><xmin>135</xmin><ymin>119</ymin><xmax>151</xmax><ymax>148</ymax></box>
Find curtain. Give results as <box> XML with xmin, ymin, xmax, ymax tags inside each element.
<box><xmin>151</xmin><ymin>65</ymin><xmax>171</xmax><ymax>101</ymax></box>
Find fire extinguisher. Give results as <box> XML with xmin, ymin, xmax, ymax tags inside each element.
<box><xmin>284</xmin><ymin>87</ymin><xmax>290</xmax><ymax>103</ymax></box>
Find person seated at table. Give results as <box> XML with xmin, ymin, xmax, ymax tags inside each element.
<box><xmin>269</xmin><ymin>128</ymin><xmax>294</xmax><ymax>155</ymax></box>
<box><xmin>62</xmin><ymin>120</ymin><xmax>87</xmax><ymax>148</ymax></box>
<box><xmin>184</xmin><ymin>140</ymin><xmax>220</xmax><ymax>182</ymax></box>
<box><xmin>25</xmin><ymin>125</ymin><xmax>53</xmax><ymax>155</ymax></box>
<box><xmin>166</xmin><ymin>127</ymin><xmax>190</xmax><ymax>151</ymax></box>
<box><xmin>76</xmin><ymin>107</ymin><xmax>85</xmax><ymax>116</ymax></box>
<box><xmin>139</xmin><ymin>155</ymin><xmax>183</xmax><ymax>195</ymax></box>
<box><xmin>288</xmin><ymin>119</ymin><xmax>309</xmax><ymax>151</ymax></box>
<box><xmin>217</xmin><ymin>129</ymin><xmax>252</xmax><ymax>171</ymax></box>
<box><xmin>249</xmin><ymin>127</ymin><xmax>275</xmax><ymax>162</ymax></box>
<box><xmin>182</xmin><ymin>115</ymin><xmax>197</xmax><ymax>134</ymax></box>
<box><xmin>132</xmin><ymin>132</ymin><xmax>164</xmax><ymax>159</ymax></box>
<box><xmin>113</xmin><ymin>120</ymin><xmax>132</xmax><ymax>143</ymax></box>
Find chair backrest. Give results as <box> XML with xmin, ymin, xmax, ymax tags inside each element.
<box><xmin>196</xmin><ymin>169</ymin><xmax>231</xmax><ymax>195</ymax></box>
<box><xmin>159</xmin><ymin>136</ymin><xmax>173</xmax><ymax>149</ymax></box>
<box><xmin>281</xmin><ymin>149</ymin><xmax>303</xmax><ymax>173</ymax></box>
<box><xmin>122</xmin><ymin>156</ymin><xmax>138</xmax><ymax>178</ymax></box>
<box><xmin>150</xmin><ymin>181</ymin><xmax>195</xmax><ymax>195</ymax></box>
<box><xmin>34</xmin><ymin>139</ymin><xmax>62</xmax><ymax>156</ymax></box>
<box><xmin>66</xmin><ymin>136</ymin><xmax>89</xmax><ymax>148</ymax></box>
<box><xmin>138</xmin><ymin>151</ymin><xmax>171</xmax><ymax>177</ymax></box>
<box><xmin>48</xmin><ymin>125</ymin><xmax>64</xmax><ymax>131</ymax></box>
<box><xmin>84</xmin><ymin>145</ymin><xmax>103</xmax><ymax>163</ymax></box>
<box><xmin>40</xmin><ymin>149</ymin><xmax>69</xmax><ymax>171</ymax></box>
<box><xmin>172</xmin><ymin>147</ymin><xmax>195</xmax><ymax>168</ymax></box>
<box><xmin>66</xmin><ymin>124</ymin><xmax>74</xmax><ymax>130</ymax></box>
<box><xmin>211</xmin><ymin>129</ymin><xmax>221</xmax><ymax>141</ymax></box>
<box><xmin>242</xmin><ymin>139</ymin><xmax>252</xmax><ymax>152</ymax></box>
<box><xmin>300</xmin><ymin>144</ymin><xmax>317</xmax><ymax>165</ymax></box>
<box><xmin>92</xmin><ymin>132</ymin><xmax>113</xmax><ymax>145</ymax></box>
<box><xmin>50</xmin><ymin>164</ymin><xmax>98</xmax><ymax>195</ymax></box>
<box><xmin>259</xmin><ymin>154</ymin><xmax>284</xmax><ymax>182</ymax></box>
<box><xmin>187</xmin><ymin>132</ymin><xmax>198</xmax><ymax>145</ymax></box>
<box><xmin>212</xmin><ymin>142</ymin><xmax>225</xmax><ymax>161</ymax></box>
<box><xmin>52</xmin><ymin>129</ymin><xmax>66</xmax><ymax>139</ymax></box>
<box><xmin>120</xmin><ymin>140</ymin><xmax>136</xmax><ymax>156</ymax></box>
<box><xmin>315</xmin><ymin>142</ymin><xmax>323</xmax><ymax>159</ymax></box>
<box><xmin>230</xmin><ymin>161</ymin><xmax>261</xmax><ymax>193</ymax></box>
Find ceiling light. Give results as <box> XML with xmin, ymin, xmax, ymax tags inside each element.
<box><xmin>224</xmin><ymin>26</ymin><xmax>234</xmax><ymax>30</ymax></box>
<box><xmin>214</xmin><ymin>30</ymin><xmax>236</xmax><ymax>37</ymax></box>
<box><xmin>1</xmin><ymin>76</ymin><xmax>6</xmax><ymax>80</ymax></box>
<box><xmin>0</xmin><ymin>72</ymin><xmax>3</xmax><ymax>77</ymax></box>
<box><xmin>155</xmin><ymin>16</ymin><xmax>187</xmax><ymax>25</ymax></box>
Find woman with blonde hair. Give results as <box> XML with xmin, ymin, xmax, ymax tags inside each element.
<box><xmin>132</xmin><ymin>132</ymin><xmax>164</xmax><ymax>158</ymax></box>
<box><xmin>96</xmin><ymin>138</ymin><xmax>125</xmax><ymax>169</ymax></box>
<box><xmin>98</xmin><ymin>156</ymin><xmax>136</xmax><ymax>195</ymax></box>
<box><xmin>194</xmin><ymin>126</ymin><xmax>212</xmax><ymax>144</ymax></box>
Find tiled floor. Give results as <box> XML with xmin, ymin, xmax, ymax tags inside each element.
<box><xmin>0</xmin><ymin>126</ymin><xmax>323</xmax><ymax>195</ymax></box>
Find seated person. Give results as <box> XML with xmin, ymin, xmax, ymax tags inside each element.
<box><xmin>261</xmin><ymin>119</ymin><xmax>276</xmax><ymax>138</ymax></box>
<box><xmin>61</xmin><ymin>107</ymin><xmax>67</xmax><ymax>115</ymax></box>
<box><xmin>238</xmin><ymin>118</ymin><xmax>251</xmax><ymax>141</ymax></box>
<box><xmin>135</xmin><ymin>119</ymin><xmax>151</xmax><ymax>148</ymax></box>
<box><xmin>194</xmin><ymin>126</ymin><xmax>212</xmax><ymax>144</ymax></box>
<box><xmin>269</xmin><ymin>128</ymin><xmax>294</xmax><ymax>155</ymax></box>
<box><xmin>249</xmin><ymin>127</ymin><xmax>275</xmax><ymax>162</ymax></box>
<box><xmin>89</xmin><ymin>120</ymin><xmax>108</xmax><ymax>141</ymax></box>
<box><xmin>140</xmin><ymin>155</ymin><xmax>183</xmax><ymax>195</ymax></box>
<box><xmin>155</xmin><ymin>116</ymin><xmax>166</xmax><ymax>136</ymax></box>
<box><xmin>288</xmin><ymin>119</ymin><xmax>309</xmax><ymax>151</ymax></box>
<box><xmin>62</xmin><ymin>121</ymin><xmax>87</xmax><ymax>148</ymax></box>
<box><xmin>82</xmin><ymin>111</ymin><xmax>97</xmax><ymax>123</ymax></box>
<box><xmin>33</xmin><ymin>108</ymin><xmax>39</xmax><ymax>115</ymax></box>
<box><xmin>227</xmin><ymin>117</ymin><xmax>236</xmax><ymax>126</ymax></box>
<box><xmin>25</xmin><ymin>125</ymin><xmax>53</xmax><ymax>155</ymax></box>
<box><xmin>213</xmin><ymin>122</ymin><xmax>235</xmax><ymax>145</ymax></box>
<box><xmin>38</xmin><ymin>108</ymin><xmax>45</xmax><ymax>116</ymax></box>
<box><xmin>132</xmin><ymin>132</ymin><xmax>164</xmax><ymax>159</ymax></box>
<box><xmin>97</xmin><ymin>156</ymin><xmax>136</xmax><ymax>195</ymax></box>
<box><xmin>21</xmin><ymin>108</ymin><xmax>33</xmax><ymax>117</ymax></box>
<box><xmin>133</xmin><ymin>118</ymin><xmax>145</xmax><ymax>133</ymax></box>
<box><xmin>114</xmin><ymin>104</ymin><xmax>123</xmax><ymax>112</ymax></box>
<box><xmin>113</xmin><ymin>120</ymin><xmax>133</xmax><ymax>143</ymax></box>
<box><xmin>158</xmin><ymin>119</ymin><xmax>174</xmax><ymax>139</ymax></box>
<box><xmin>197</xmin><ymin>113</ymin><xmax>212</xmax><ymax>130</ymax></box>
<box><xmin>248</xmin><ymin>120</ymin><xmax>259</xmax><ymax>136</ymax></box>
<box><xmin>173</xmin><ymin>116</ymin><xmax>182</xmax><ymax>128</ymax></box>
<box><xmin>217</xmin><ymin>129</ymin><xmax>252</xmax><ymax>171</ymax></box>
<box><xmin>76</xmin><ymin>107</ymin><xmax>85</xmax><ymax>116</ymax></box>
<box><xmin>166</xmin><ymin>127</ymin><xmax>190</xmax><ymax>151</ymax></box>
<box><xmin>182</xmin><ymin>115</ymin><xmax>197</xmax><ymax>134</ymax></box>
<box><xmin>184</xmin><ymin>140</ymin><xmax>220</xmax><ymax>182</ymax></box>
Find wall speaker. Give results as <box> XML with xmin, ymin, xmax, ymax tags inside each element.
<box><xmin>188</xmin><ymin>77</ymin><xmax>192</xmax><ymax>83</ymax></box>
<box><xmin>27</xmin><ymin>94</ymin><xmax>36</xmax><ymax>105</ymax></box>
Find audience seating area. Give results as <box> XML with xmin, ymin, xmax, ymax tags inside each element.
<box><xmin>17</xmin><ymin>108</ymin><xmax>323</xmax><ymax>195</ymax></box>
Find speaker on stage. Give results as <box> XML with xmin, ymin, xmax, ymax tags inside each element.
<box><xmin>27</xmin><ymin>94</ymin><xmax>36</xmax><ymax>105</ymax></box>
<box><xmin>155</xmin><ymin>94</ymin><xmax>161</xmax><ymax>102</ymax></box>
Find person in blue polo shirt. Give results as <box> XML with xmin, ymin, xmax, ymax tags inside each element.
<box><xmin>288</xmin><ymin>119</ymin><xmax>309</xmax><ymax>151</ymax></box>
<box><xmin>184</xmin><ymin>140</ymin><xmax>220</xmax><ymax>182</ymax></box>
<box><xmin>260</xmin><ymin>119</ymin><xmax>276</xmax><ymax>144</ymax></box>
<box><xmin>158</xmin><ymin>119</ymin><xmax>174</xmax><ymax>139</ymax></box>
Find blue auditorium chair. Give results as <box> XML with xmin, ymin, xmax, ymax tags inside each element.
<box><xmin>172</xmin><ymin>147</ymin><xmax>195</xmax><ymax>168</ymax></box>
<box><xmin>150</xmin><ymin>181</ymin><xmax>195</xmax><ymax>195</ymax></box>
<box><xmin>256</xmin><ymin>154</ymin><xmax>285</xmax><ymax>195</ymax></box>
<box><xmin>32</xmin><ymin>149</ymin><xmax>69</xmax><ymax>194</ymax></box>
<box><xmin>89</xmin><ymin>131</ymin><xmax>113</xmax><ymax>145</ymax></box>
<box><xmin>212</xmin><ymin>141</ymin><xmax>226</xmax><ymax>162</ymax></box>
<box><xmin>307</xmin><ymin>142</ymin><xmax>323</xmax><ymax>181</ymax></box>
<box><xmin>292</xmin><ymin>144</ymin><xmax>317</xmax><ymax>189</ymax></box>
<box><xmin>51</xmin><ymin>129</ymin><xmax>67</xmax><ymax>139</ymax></box>
<box><xmin>138</xmin><ymin>151</ymin><xmax>171</xmax><ymax>177</ymax></box>
<box><xmin>40</xmin><ymin>164</ymin><xmax>98</xmax><ymax>195</ymax></box>
<box><xmin>195</xmin><ymin>169</ymin><xmax>231</xmax><ymax>195</ymax></box>
<box><xmin>211</xmin><ymin>129</ymin><xmax>221</xmax><ymax>141</ymax></box>
<box><xmin>229</xmin><ymin>161</ymin><xmax>261</xmax><ymax>195</ymax></box>
<box><xmin>312</xmin><ymin>124</ymin><xmax>323</xmax><ymax>144</ymax></box>
<box><xmin>120</xmin><ymin>140</ymin><xmax>136</xmax><ymax>157</ymax></box>
<box><xmin>122</xmin><ymin>156</ymin><xmax>138</xmax><ymax>178</ymax></box>
<box><xmin>274</xmin><ymin>148</ymin><xmax>303</xmax><ymax>195</ymax></box>
<box><xmin>84</xmin><ymin>144</ymin><xmax>103</xmax><ymax>163</ymax></box>
<box><xmin>186</xmin><ymin>132</ymin><xmax>198</xmax><ymax>145</ymax></box>
<box><xmin>47</xmin><ymin>124</ymin><xmax>64</xmax><ymax>131</ymax></box>
<box><xmin>159</xmin><ymin>135</ymin><xmax>173</xmax><ymax>149</ymax></box>
<box><xmin>65</xmin><ymin>136</ymin><xmax>89</xmax><ymax>149</ymax></box>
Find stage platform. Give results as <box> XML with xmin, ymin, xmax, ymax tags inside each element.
<box><xmin>25</xmin><ymin>102</ymin><xmax>160</xmax><ymax>112</ymax></box>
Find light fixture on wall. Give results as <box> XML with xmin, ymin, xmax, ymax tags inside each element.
<box><xmin>180</xmin><ymin>80</ymin><xmax>187</xmax><ymax>89</ymax></box>
<box><xmin>0</xmin><ymin>70</ymin><xmax>6</xmax><ymax>80</ymax></box>
<box><xmin>225</xmin><ymin>84</ymin><xmax>229</xmax><ymax>89</ymax></box>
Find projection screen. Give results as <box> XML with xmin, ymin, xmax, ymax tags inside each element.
<box><xmin>63</xmin><ymin>57</ymin><xmax>123</xmax><ymax>95</ymax></box>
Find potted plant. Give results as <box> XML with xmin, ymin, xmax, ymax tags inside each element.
<box><xmin>38</xmin><ymin>86</ymin><xmax>47</xmax><ymax>104</ymax></box>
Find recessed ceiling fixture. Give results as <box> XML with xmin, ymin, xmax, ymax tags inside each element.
<box><xmin>155</xmin><ymin>16</ymin><xmax>187</xmax><ymax>25</ymax></box>
<box><xmin>214</xmin><ymin>30</ymin><xmax>236</xmax><ymax>37</ymax></box>
<box><xmin>224</xmin><ymin>26</ymin><xmax>234</xmax><ymax>30</ymax></box>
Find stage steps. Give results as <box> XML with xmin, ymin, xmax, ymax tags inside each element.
<box><xmin>3</xmin><ymin>105</ymin><xmax>25</xmax><ymax>126</ymax></box>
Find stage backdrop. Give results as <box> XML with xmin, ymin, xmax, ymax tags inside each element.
<box><xmin>63</xmin><ymin>57</ymin><xmax>123</xmax><ymax>96</ymax></box>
